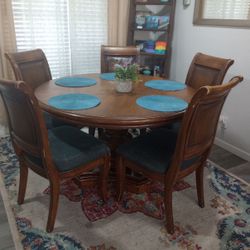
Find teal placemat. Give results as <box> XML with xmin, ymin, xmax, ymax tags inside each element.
<box><xmin>55</xmin><ymin>77</ymin><xmax>97</xmax><ymax>87</ymax></box>
<box><xmin>48</xmin><ymin>93</ymin><xmax>100</xmax><ymax>110</ymax></box>
<box><xmin>136</xmin><ymin>95</ymin><xmax>188</xmax><ymax>112</ymax></box>
<box><xmin>145</xmin><ymin>80</ymin><xmax>186</xmax><ymax>91</ymax></box>
<box><xmin>99</xmin><ymin>72</ymin><xmax>115</xmax><ymax>81</ymax></box>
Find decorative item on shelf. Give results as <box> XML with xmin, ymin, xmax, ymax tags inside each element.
<box><xmin>158</xmin><ymin>16</ymin><xmax>169</xmax><ymax>29</ymax></box>
<box><xmin>135</xmin><ymin>40</ymin><xmax>145</xmax><ymax>51</ymax></box>
<box><xmin>140</xmin><ymin>66</ymin><xmax>152</xmax><ymax>76</ymax></box>
<box><xmin>114</xmin><ymin>64</ymin><xmax>138</xmax><ymax>93</ymax></box>
<box><xmin>153</xmin><ymin>66</ymin><xmax>160</xmax><ymax>76</ymax></box>
<box><xmin>135</xmin><ymin>11</ymin><xmax>151</xmax><ymax>29</ymax></box>
<box><xmin>145</xmin><ymin>16</ymin><xmax>159</xmax><ymax>29</ymax></box>
<box><xmin>155</xmin><ymin>41</ymin><xmax>167</xmax><ymax>54</ymax></box>
<box><xmin>143</xmin><ymin>40</ymin><xmax>155</xmax><ymax>54</ymax></box>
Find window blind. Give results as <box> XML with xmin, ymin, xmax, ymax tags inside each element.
<box><xmin>69</xmin><ymin>0</ymin><xmax>107</xmax><ymax>74</ymax></box>
<box><xmin>11</xmin><ymin>0</ymin><xmax>107</xmax><ymax>78</ymax></box>
<box><xmin>203</xmin><ymin>0</ymin><xmax>250</xmax><ymax>20</ymax></box>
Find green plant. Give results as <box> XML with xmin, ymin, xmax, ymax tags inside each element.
<box><xmin>115</xmin><ymin>64</ymin><xmax>138</xmax><ymax>81</ymax></box>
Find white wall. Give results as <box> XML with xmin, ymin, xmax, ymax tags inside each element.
<box><xmin>171</xmin><ymin>0</ymin><xmax>250</xmax><ymax>160</ymax></box>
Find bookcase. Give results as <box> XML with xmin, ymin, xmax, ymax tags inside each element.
<box><xmin>127</xmin><ymin>0</ymin><xmax>176</xmax><ymax>78</ymax></box>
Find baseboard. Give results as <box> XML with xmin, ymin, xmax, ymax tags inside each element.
<box><xmin>214</xmin><ymin>137</ymin><xmax>250</xmax><ymax>162</ymax></box>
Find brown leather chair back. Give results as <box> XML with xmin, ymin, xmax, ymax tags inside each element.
<box><xmin>170</xmin><ymin>76</ymin><xmax>243</xmax><ymax>177</ymax></box>
<box><xmin>185</xmin><ymin>53</ymin><xmax>234</xmax><ymax>89</ymax></box>
<box><xmin>101</xmin><ymin>45</ymin><xmax>140</xmax><ymax>73</ymax></box>
<box><xmin>5</xmin><ymin>49</ymin><xmax>52</xmax><ymax>90</ymax></box>
<box><xmin>0</xmin><ymin>79</ymin><xmax>47</xmax><ymax>158</ymax></box>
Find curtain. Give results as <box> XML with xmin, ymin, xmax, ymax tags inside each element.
<box><xmin>0</xmin><ymin>0</ymin><xmax>16</xmax><ymax>131</ymax></box>
<box><xmin>107</xmin><ymin>0</ymin><xmax>130</xmax><ymax>46</ymax></box>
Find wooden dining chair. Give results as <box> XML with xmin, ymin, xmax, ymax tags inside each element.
<box><xmin>163</xmin><ymin>52</ymin><xmax>234</xmax><ymax>131</ymax></box>
<box><xmin>5</xmin><ymin>49</ymin><xmax>66</xmax><ymax>130</ymax></box>
<box><xmin>5</xmin><ymin>49</ymin><xmax>95</xmax><ymax>134</ymax></box>
<box><xmin>101</xmin><ymin>45</ymin><xmax>140</xmax><ymax>73</ymax></box>
<box><xmin>5</xmin><ymin>49</ymin><xmax>52</xmax><ymax>90</ymax></box>
<box><xmin>185</xmin><ymin>52</ymin><xmax>234</xmax><ymax>89</ymax></box>
<box><xmin>0</xmin><ymin>79</ymin><xmax>110</xmax><ymax>232</ymax></box>
<box><xmin>116</xmin><ymin>76</ymin><xmax>243</xmax><ymax>234</ymax></box>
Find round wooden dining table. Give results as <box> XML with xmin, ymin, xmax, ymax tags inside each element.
<box><xmin>35</xmin><ymin>73</ymin><xmax>195</xmax><ymax>129</ymax></box>
<box><xmin>35</xmin><ymin>73</ymin><xmax>196</xmax><ymax>192</ymax></box>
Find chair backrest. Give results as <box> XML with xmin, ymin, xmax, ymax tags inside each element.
<box><xmin>5</xmin><ymin>49</ymin><xmax>52</xmax><ymax>90</ymax></box>
<box><xmin>101</xmin><ymin>45</ymin><xmax>140</xmax><ymax>73</ymax></box>
<box><xmin>170</xmin><ymin>76</ymin><xmax>243</xmax><ymax>177</ymax></box>
<box><xmin>185</xmin><ymin>53</ymin><xmax>234</xmax><ymax>89</ymax></box>
<box><xmin>0</xmin><ymin>79</ymin><xmax>50</xmax><ymax>160</ymax></box>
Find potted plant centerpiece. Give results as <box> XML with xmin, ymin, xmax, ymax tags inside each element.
<box><xmin>114</xmin><ymin>63</ymin><xmax>138</xmax><ymax>93</ymax></box>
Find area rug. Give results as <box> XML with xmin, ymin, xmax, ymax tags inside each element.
<box><xmin>0</xmin><ymin>136</ymin><xmax>250</xmax><ymax>250</ymax></box>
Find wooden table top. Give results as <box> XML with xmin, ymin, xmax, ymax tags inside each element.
<box><xmin>35</xmin><ymin>74</ymin><xmax>196</xmax><ymax>129</ymax></box>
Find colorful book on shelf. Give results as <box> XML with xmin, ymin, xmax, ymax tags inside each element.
<box><xmin>145</xmin><ymin>16</ymin><xmax>159</xmax><ymax>29</ymax></box>
<box><xmin>155</xmin><ymin>41</ymin><xmax>167</xmax><ymax>54</ymax></box>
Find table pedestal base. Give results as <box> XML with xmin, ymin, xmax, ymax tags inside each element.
<box><xmin>74</xmin><ymin>129</ymin><xmax>151</xmax><ymax>194</ymax></box>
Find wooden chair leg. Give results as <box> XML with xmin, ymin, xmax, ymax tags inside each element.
<box><xmin>46</xmin><ymin>180</ymin><xmax>60</xmax><ymax>233</ymax></box>
<box><xmin>164</xmin><ymin>188</ymin><xmax>174</xmax><ymax>234</ymax></box>
<box><xmin>89</xmin><ymin>127</ymin><xmax>96</xmax><ymax>136</ymax></box>
<box><xmin>196</xmin><ymin>166</ymin><xmax>205</xmax><ymax>208</ymax></box>
<box><xmin>18</xmin><ymin>163</ymin><xmax>28</xmax><ymax>205</ymax></box>
<box><xmin>97</xmin><ymin>128</ymin><xmax>104</xmax><ymax>138</ymax></box>
<box><xmin>99</xmin><ymin>156</ymin><xmax>110</xmax><ymax>201</ymax></box>
<box><xmin>116</xmin><ymin>156</ymin><xmax>126</xmax><ymax>201</ymax></box>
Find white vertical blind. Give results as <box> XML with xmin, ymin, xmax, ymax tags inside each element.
<box><xmin>69</xmin><ymin>0</ymin><xmax>107</xmax><ymax>74</ymax></box>
<box><xmin>203</xmin><ymin>0</ymin><xmax>250</xmax><ymax>20</ymax></box>
<box><xmin>11</xmin><ymin>0</ymin><xmax>107</xmax><ymax>78</ymax></box>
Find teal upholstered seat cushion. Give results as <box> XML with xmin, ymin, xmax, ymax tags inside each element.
<box><xmin>117</xmin><ymin>129</ymin><xmax>177</xmax><ymax>173</ymax></box>
<box><xmin>27</xmin><ymin>126</ymin><xmax>110</xmax><ymax>172</ymax></box>
<box><xmin>117</xmin><ymin>128</ymin><xmax>198</xmax><ymax>173</ymax></box>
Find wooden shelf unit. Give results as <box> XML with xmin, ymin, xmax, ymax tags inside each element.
<box><xmin>127</xmin><ymin>0</ymin><xmax>176</xmax><ymax>77</ymax></box>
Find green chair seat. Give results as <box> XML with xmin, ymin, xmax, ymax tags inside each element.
<box><xmin>117</xmin><ymin>128</ymin><xmax>198</xmax><ymax>174</ymax></box>
<box><xmin>27</xmin><ymin>126</ymin><xmax>110</xmax><ymax>172</ymax></box>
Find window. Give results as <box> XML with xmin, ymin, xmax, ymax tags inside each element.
<box><xmin>193</xmin><ymin>0</ymin><xmax>250</xmax><ymax>28</ymax></box>
<box><xmin>12</xmin><ymin>0</ymin><xmax>107</xmax><ymax>78</ymax></box>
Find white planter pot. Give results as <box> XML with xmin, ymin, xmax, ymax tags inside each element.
<box><xmin>116</xmin><ymin>80</ymin><xmax>133</xmax><ymax>93</ymax></box>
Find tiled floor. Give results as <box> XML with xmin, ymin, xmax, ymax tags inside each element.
<box><xmin>0</xmin><ymin>144</ymin><xmax>249</xmax><ymax>250</ymax></box>
<box><xmin>209</xmin><ymin>144</ymin><xmax>250</xmax><ymax>183</ymax></box>
<box><xmin>209</xmin><ymin>144</ymin><xmax>247</xmax><ymax>169</ymax></box>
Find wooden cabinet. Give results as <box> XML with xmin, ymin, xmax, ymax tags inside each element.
<box><xmin>127</xmin><ymin>0</ymin><xmax>176</xmax><ymax>77</ymax></box>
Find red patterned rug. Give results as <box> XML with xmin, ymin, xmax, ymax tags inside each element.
<box><xmin>44</xmin><ymin>180</ymin><xmax>191</xmax><ymax>222</ymax></box>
